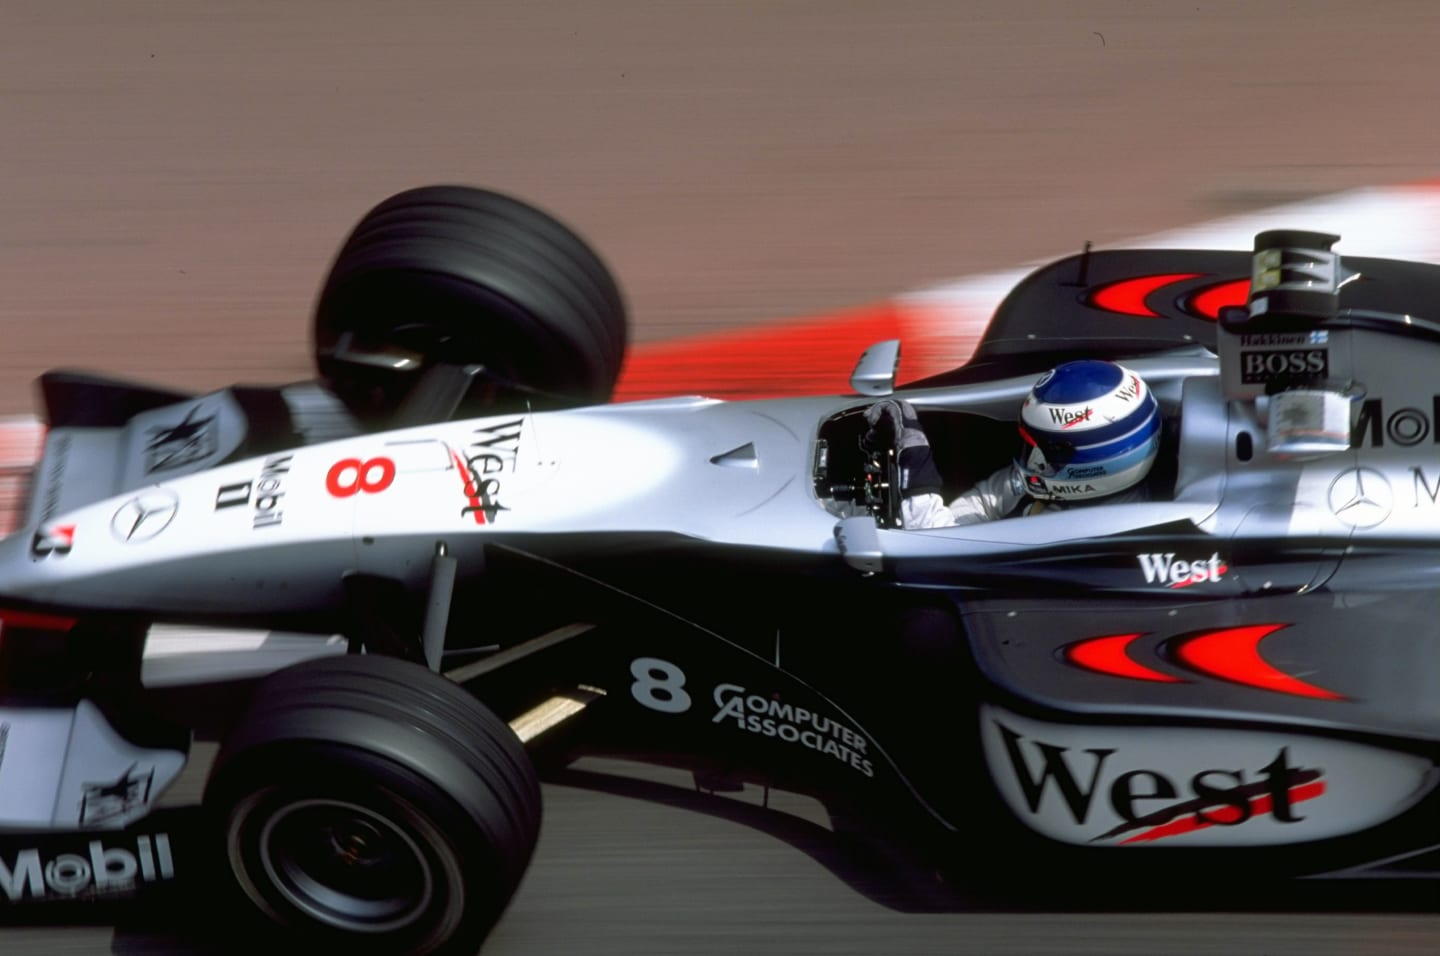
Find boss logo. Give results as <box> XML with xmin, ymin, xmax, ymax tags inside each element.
<box><xmin>1239</xmin><ymin>349</ymin><xmax>1328</xmax><ymax>384</ymax></box>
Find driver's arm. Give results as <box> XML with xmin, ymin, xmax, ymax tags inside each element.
<box><xmin>901</xmin><ymin>491</ymin><xmax>957</xmax><ymax>528</ymax></box>
<box><xmin>903</xmin><ymin>465</ymin><xmax>1024</xmax><ymax>529</ymax></box>
<box><xmin>945</xmin><ymin>465</ymin><xmax>1027</xmax><ymax>525</ymax></box>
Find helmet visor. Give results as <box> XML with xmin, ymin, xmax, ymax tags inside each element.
<box><xmin>1018</xmin><ymin>423</ymin><xmax>1076</xmax><ymax>471</ymax></box>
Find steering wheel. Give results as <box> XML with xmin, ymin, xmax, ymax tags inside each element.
<box><xmin>880</xmin><ymin>448</ymin><xmax>903</xmax><ymax>529</ymax></box>
<box><xmin>857</xmin><ymin>434</ymin><xmax>903</xmax><ymax>530</ymax></box>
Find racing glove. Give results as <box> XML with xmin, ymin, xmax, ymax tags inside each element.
<box><xmin>863</xmin><ymin>400</ymin><xmax>943</xmax><ymax>497</ymax></box>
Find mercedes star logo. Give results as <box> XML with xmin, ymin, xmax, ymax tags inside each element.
<box><xmin>1327</xmin><ymin>467</ymin><xmax>1392</xmax><ymax>528</ymax></box>
<box><xmin>110</xmin><ymin>489</ymin><xmax>180</xmax><ymax>542</ymax></box>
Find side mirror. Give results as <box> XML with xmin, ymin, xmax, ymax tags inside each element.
<box><xmin>835</xmin><ymin>515</ymin><xmax>884</xmax><ymax>574</ymax></box>
<box><xmin>850</xmin><ymin>339</ymin><xmax>901</xmax><ymax>397</ymax></box>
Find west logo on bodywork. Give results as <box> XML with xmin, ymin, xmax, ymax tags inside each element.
<box><xmin>993</xmin><ymin>721</ymin><xmax>1320</xmax><ymax>845</ymax></box>
<box><xmin>980</xmin><ymin>706</ymin><xmax>1432</xmax><ymax>848</ymax></box>
<box><xmin>454</xmin><ymin>418</ymin><xmax>523</xmax><ymax>524</ymax></box>
<box><xmin>1136</xmin><ymin>551</ymin><xmax>1228</xmax><ymax>588</ymax></box>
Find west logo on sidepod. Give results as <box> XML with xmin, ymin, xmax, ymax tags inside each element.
<box><xmin>991</xmin><ymin>720</ymin><xmax>1321</xmax><ymax>845</ymax></box>
<box><xmin>981</xmin><ymin>705</ymin><xmax>1435</xmax><ymax>848</ymax></box>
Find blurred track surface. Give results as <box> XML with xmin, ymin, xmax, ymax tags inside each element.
<box><xmin>2</xmin><ymin>2</ymin><xmax>1439</xmax><ymax>953</ymax></box>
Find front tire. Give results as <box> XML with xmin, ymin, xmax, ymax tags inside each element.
<box><xmin>314</xmin><ymin>185</ymin><xmax>628</xmax><ymax>420</ymax></box>
<box><xmin>205</xmin><ymin>655</ymin><xmax>541</xmax><ymax>955</ymax></box>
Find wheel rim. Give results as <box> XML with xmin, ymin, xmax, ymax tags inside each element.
<box><xmin>255</xmin><ymin>797</ymin><xmax>435</xmax><ymax>933</ymax></box>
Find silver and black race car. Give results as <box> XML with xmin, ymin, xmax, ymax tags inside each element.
<box><xmin>0</xmin><ymin>186</ymin><xmax>1435</xmax><ymax>954</ymax></box>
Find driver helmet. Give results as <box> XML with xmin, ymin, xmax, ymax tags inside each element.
<box><xmin>1015</xmin><ymin>360</ymin><xmax>1160</xmax><ymax>502</ymax></box>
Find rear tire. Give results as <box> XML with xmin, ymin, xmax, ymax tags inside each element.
<box><xmin>314</xmin><ymin>185</ymin><xmax>627</xmax><ymax>419</ymax></box>
<box><xmin>205</xmin><ymin>655</ymin><xmax>541</xmax><ymax>955</ymax></box>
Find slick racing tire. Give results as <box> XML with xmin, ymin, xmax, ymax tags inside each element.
<box><xmin>314</xmin><ymin>184</ymin><xmax>628</xmax><ymax>418</ymax></box>
<box><xmin>204</xmin><ymin>655</ymin><xmax>542</xmax><ymax>956</ymax></box>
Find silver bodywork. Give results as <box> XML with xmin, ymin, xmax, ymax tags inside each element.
<box><xmin>3</xmin><ymin>354</ymin><xmax>1223</xmax><ymax>615</ymax></box>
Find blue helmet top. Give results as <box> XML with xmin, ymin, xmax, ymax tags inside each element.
<box><xmin>1015</xmin><ymin>360</ymin><xmax>1160</xmax><ymax>501</ymax></box>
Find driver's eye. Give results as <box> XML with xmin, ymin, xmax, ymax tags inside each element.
<box><xmin>1040</xmin><ymin>443</ymin><xmax>1076</xmax><ymax>467</ymax></box>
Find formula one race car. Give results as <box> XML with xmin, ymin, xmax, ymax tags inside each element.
<box><xmin>0</xmin><ymin>186</ymin><xmax>1436</xmax><ymax>954</ymax></box>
